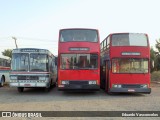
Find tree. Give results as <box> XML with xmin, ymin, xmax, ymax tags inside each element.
<box><xmin>154</xmin><ymin>39</ymin><xmax>160</xmax><ymax>71</ymax></box>
<box><xmin>2</xmin><ymin>49</ymin><xmax>12</xmax><ymax>58</ymax></box>
<box><xmin>150</xmin><ymin>47</ymin><xmax>156</xmax><ymax>72</ymax></box>
<box><xmin>155</xmin><ymin>39</ymin><xmax>160</xmax><ymax>53</ymax></box>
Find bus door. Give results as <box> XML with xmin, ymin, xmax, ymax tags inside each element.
<box><xmin>106</xmin><ymin>60</ymin><xmax>111</xmax><ymax>91</ymax></box>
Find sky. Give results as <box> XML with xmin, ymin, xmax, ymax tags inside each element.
<box><xmin>0</xmin><ymin>0</ymin><xmax>160</xmax><ymax>55</ymax></box>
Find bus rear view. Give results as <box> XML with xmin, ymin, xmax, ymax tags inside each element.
<box><xmin>58</xmin><ymin>28</ymin><xmax>100</xmax><ymax>91</ymax></box>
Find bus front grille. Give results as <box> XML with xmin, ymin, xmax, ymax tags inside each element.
<box><xmin>69</xmin><ymin>81</ymin><xmax>89</xmax><ymax>85</ymax></box>
<box><xmin>122</xmin><ymin>84</ymin><xmax>141</xmax><ymax>88</ymax></box>
<box><xmin>17</xmin><ymin>76</ymin><xmax>39</xmax><ymax>80</ymax></box>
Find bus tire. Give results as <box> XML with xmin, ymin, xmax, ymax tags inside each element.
<box><xmin>17</xmin><ymin>87</ymin><xmax>24</xmax><ymax>92</ymax></box>
<box><xmin>0</xmin><ymin>76</ymin><xmax>5</xmax><ymax>87</ymax></box>
<box><xmin>45</xmin><ymin>87</ymin><xmax>50</xmax><ymax>92</ymax></box>
<box><xmin>50</xmin><ymin>79</ymin><xmax>54</xmax><ymax>87</ymax></box>
<box><xmin>107</xmin><ymin>92</ymin><xmax>113</xmax><ymax>95</ymax></box>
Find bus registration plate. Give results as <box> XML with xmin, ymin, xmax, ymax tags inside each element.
<box><xmin>24</xmin><ymin>84</ymin><xmax>31</xmax><ymax>87</ymax></box>
<box><xmin>128</xmin><ymin>89</ymin><xmax>135</xmax><ymax>92</ymax></box>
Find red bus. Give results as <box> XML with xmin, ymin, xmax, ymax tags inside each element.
<box><xmin>58</xmin><ymin>28</ymin><xmax>100</xmax><ymax>91</ymax></box>
<box><xmin>100</xmin><ymin>33</ymin><xmax>151</xmax><ymax>94</ymax></box>
<box><xmin>0</xmin><ymin>55</ymin><xmax>11</xmax><ymax>87</ymax></box>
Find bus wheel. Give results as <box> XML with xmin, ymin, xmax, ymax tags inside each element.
<box><xmin>0</xmin><ymin>76</ymin><xmax>5</xmax><ymax>87</ymax></box>
<box><xmin>50</xmin><ymin>79</ymin><xmax>54</xmax><ymax>88</ymax></box>
<box><xmin>107</xmin><ymin>92</ymin><xmax>113</xmax><ymax>95</ymax></box>
<box><xmin>17</xmin><ymin>87</ymin><xmax>24</xmax><ymax>92</ymax></box>
<box><xmin>45</xmin><ymin>87</ymin><xmax>50</xmax><ymax>92</ymax></box>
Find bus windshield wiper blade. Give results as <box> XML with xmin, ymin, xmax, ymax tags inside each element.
<box><xmin>17</xmin><ymin>69</ymin><xmax>27</xmax><ymax>71</ymax></box>
<box><xmin>79</xmin><ymin>68</ymin><xmax>94</xmax><ymax>70</ymax></box>
<box><xmin>30</xmin><ymin>69</ymin><xmax>44</xmax><ymax>71</ymax></box>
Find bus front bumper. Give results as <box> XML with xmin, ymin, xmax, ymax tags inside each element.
<box><xmin>109</xmin><ymin>88</ymin><xmax>151</xmax><ymax>94</ymax></box>
<box><xmin>58</xmin><ymin>84</ymin><xmax>100</xmax><ymax>91</ymax></box>
<box><xmin>9</xmin><ymin>82</ymin><xmax>50</xmax><ymax>88</ymax></box>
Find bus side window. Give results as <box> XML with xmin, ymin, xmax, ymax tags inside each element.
<box><xmin>0</xmin><ymin>58</ymin><xmax>2</xmax><ymax>66</ymax></box>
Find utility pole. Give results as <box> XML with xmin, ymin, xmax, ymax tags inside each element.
<box><xmin>12</xmin><ymin>37</ymin><xmax>18</xmax><ymax>48</ymax></box>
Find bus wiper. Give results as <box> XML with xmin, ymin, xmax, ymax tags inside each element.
<box><xmin>30</xmin><ymin>69</ymin><xmax>44</xmax><ymax>71</ymax></box>
<box><xmin>79</xmin><ymin>68</ymin><xmax>95</xmax><ymax>70</ymax></box>
<box><xmin>72</xmin><ymin>66</ymin><xmax>79</xmax><ymax>69</ymax></box>
<box><xmin>18</xmin><ymin>69</ymin><xmax>27</xmax><ymax>71</ymax></box>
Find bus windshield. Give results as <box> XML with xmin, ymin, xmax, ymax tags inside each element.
<box><xmin>60</xmin><ymin>29</ymin><xmax>98</xmax><ymax>42</ymax></box>
<box><xmin>61</xmin><ymin>54</ymin><xmax>98</xmax><ymax>69</ymax></box>
<box><xmin>112</xmin><ymin>33</ymin><xmax>148</xmax><ymax>46</ymax></box>
<box><xmin>12</xmin><ymin>53</ymin><xmax>29</xmax><ymax>71</ymax></box>
<box><xmin>12</xmin><ymin>53</ymin><xmax>49</xmax><ymax>71</ymax></box>
<box><xmin>30</xmin><ymin>54</ymin><xmax>48</xmax><ymax>71</ymax></box>
<box><xmin>112</xmin><ymin>58</ymin><xmax>149</xmax><ymax>73</ymax></box>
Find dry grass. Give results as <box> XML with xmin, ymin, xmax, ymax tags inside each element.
<box><xmin>151</xmin><ymin>71</ymin><xmax>160</xmax><ymax>81</ymax></box>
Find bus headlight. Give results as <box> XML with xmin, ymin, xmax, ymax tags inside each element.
<box><xmin>141</xmin><ymin>84</ymin><xmax>148</xmax><ymax>88</ymax></box>
<box><xmin>113</xmin><ymin>84</ymin><xmax>117</xmax><ymax>88</ymax></box>
<box><xmin>10</xmin><ymin>76</ymin><xmax>17</xmax><ymax>80</ymax></box>
<box><xmin>10</xmin><ymin>80</ymin><xmax>17</xmax><ymax>82</ymax></box>
<box><xmin>117</xmin><ymin>85</ymin><xmax>122</xmax><ymax>88</ymax></box>
<box><xmin>61</xmin><ymin>81</ymin><xmax>69</xmax><ymax>85</ymax></box>
<box><xmin>88</xmin><ymin>81</ymin><xmax>97</xmax><ymax>85</ymax></box>
<box><xmin>112</xmin><ymin>84</ymin><xmax>122</xmax><ymax>88</ymax></box>
<box><xmin>39</xmin><ymin>77</ymin><xmax>46</xmax><ymax>80</ymax></box>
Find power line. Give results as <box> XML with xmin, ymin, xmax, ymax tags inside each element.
<box><xmin>0</xmin><ymin>36</ymin><xmax>58</xmax><ymax>42</ymax></box>
<box><xmin>17</xmin><ymin>37</ymin><xmax>58</xmax><ymax>42</ymax></box>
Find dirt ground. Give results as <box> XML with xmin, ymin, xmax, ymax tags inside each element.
<box><xmin>0</xmin><ymin>82</ymin><xmax>159</xmax><ymax>120</ymax></box>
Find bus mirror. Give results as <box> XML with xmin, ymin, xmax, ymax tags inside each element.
<box><xmin>55</xmin><ymin>57</ymin><xmax>57</xmax><ymax>66</ymax></box>
<box><xmin>151</xmin><ymin>60</ymin><xmax>154</xmax><ymax>68</ymax></box>
<box><xmin>107</xmin><ymin>61</ymin><xmax>111</xmax><ymax>70</ymax></box>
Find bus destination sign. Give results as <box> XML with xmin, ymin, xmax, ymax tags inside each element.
<box><xmin>69</xmin><ymin>48</ymin><xmax>90</xmax><ymax>51</ymax></box>
<box><xmin>20</xmin><ymin>49</ymin><xmax>39</xmax><ymax>52</ymax></box>
<box><xmin>121</xmin><ymin>52</ymin><xmax>141</xmax><ymax>56</ymax></box>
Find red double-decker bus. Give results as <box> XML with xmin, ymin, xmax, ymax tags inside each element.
<box><xmin>58</xmin><ymin>28</ymin><xmax>100</xmax><ymax>91</ymax></box>
<box><xmin>100</xmin><ymin>33</ymin><xmax>151</xmax><ymax>94</ymax></box>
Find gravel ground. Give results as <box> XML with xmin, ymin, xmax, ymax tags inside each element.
<box><xmin>0</xmin><ymin>82</ymin><xmax>159</xmax><ymax>120</ymax></box>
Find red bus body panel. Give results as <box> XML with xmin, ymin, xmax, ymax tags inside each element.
<box><xmin>58</xmin><ymin>42</ymin><xmax>99</xmax><ymax>54</ymax></box>
<box><xmin>109</xmin><ymin>46</ymin><xmax>150</xmax><ymax>88</ymax></box>
<box><xmin>109</xmin><ymin>73</ymin><xmax>150</xmax><ymax>87</ymax></box>
<box><xmin>59</xmin><ymin>70</ymin><xmax>99</xmax><ymax>84</ymax></box>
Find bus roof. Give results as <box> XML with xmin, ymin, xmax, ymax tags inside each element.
<box><xmin>109</xmin><ymin>32</ymin><xmax>147</xmax><ymax>35</ymax></box>
<box><xmin>12</xmin><ymin>48</ymin><xmax>49</xmax><ymax>51</ymax></box>
<box><xmin>102</xmin><ymin>33</ymin><xmax>148</xmax><ymax>43</ymax></box>
<box><xmin>12</xmin><ymin>48</ymin><xmax>54</xmax><ymax>56</ymax></box>
<box><xmin>60</xmin><ymin>28</ymin><xmax>98</xmax><ymax>31</ymax></box>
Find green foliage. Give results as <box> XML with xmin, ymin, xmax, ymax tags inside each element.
<box><xmin>150</xmin><ymin>38</ymin><xmax>160</xmax><ymax>72</ymax></box>
<box><xmin>151</xmin><ymin>71</ymin><xmax>160</xmax><ymax>81</ymax></box>
<box><xmin>150</xmin><ymin>47</ymin><xmax>156</xmax><ymax>60</ymax></box>
<box><xmin>155</xmin><ymin>39</ymin><xmax>160</xmax><ymax>52</ymax></box>
<box><xmin>2</xmin><ymin>49</ymin><xmax>12</xmax><ymax>58</ymax></box>
<box><xmin>150</xmin><ymin>47</ymin><xmax>156</xmax><ymax>72</ymax></box>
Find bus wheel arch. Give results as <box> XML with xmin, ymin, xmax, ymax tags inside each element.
<box><xmin>45</xmin><ymin>87</ymin><xmax>50</xmax><ymax>92</ymax></box>
<box><xmin>0</xmin><ymin>75</ymin><xmax>5</xmax><ymax>87</ymax></box>
<box><xmin>17</xmin><ymin>87</ymin><xmax>24</xmax><ymax>92</ymax></box>
<box><xmin>50</xmin><ymin>79</ymin><xmax>54</xmax><ymax>87</ymax></box>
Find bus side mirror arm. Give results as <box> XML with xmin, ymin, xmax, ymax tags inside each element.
<box><xmin>151</xmin><ymin>60</ymin><xmax>154</xmax><ymax>68</ymax></box>
<box><xmin>108</xmin><ymin>61</ymin><xmax>111</xmax><ymax>70</ymax></box>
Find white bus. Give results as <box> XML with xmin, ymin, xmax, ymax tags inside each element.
<box><xmin>10</xmin><ymin>48</ymin><xmax>57</xmax><ymax>92</ymax></box>
<box><xmin>0</xmin><ymin>55</ymin><xmax>11</xmax><ymax>87</ymax></box>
